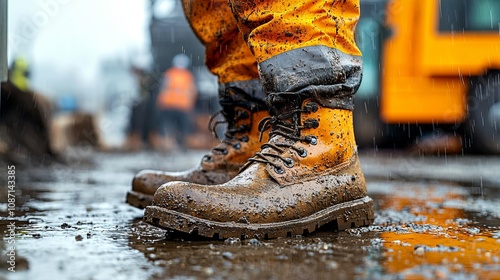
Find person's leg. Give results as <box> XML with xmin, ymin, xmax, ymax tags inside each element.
<box><xmin>157</xmin><ymin>110</ymin><xmax>178</xmax><ymax>151</ymax></box>
<box><xmin>144</xmin><ymin>0</ymin><xmax>374</xmax><ymax>238</ymax></box>
<box><xmin>177</xmin><ymin>110</ymin><xmax>191</xmax><ymax>148</ymax></box>
<box><xmin>123</xmin><ymin>101</ymin><xmax>142</xmax><ymax>151</ymax></box>
<box><xmin>172</xmin><ymin>110</ymin><xmax>183</xmax><ymax>148</ymax></box>
<box><xmin>127</xmin><ymin>0</ymin><xmax>269</xmax><ymax>209</ymax></box>
<box><xmin>181</xmin><ymin>0</ymin><xmax>257</xmax><ymax>84</ymax></box>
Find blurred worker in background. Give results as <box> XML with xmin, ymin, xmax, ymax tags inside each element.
<box><xmin>8</xmin><ymin>56</ymin><xmax>30</xmax><ymax>92</ymax></box>
<box><xmin>155</xmin><ymin>53</ymin><xmax>198</xmax><ymax>151</ymax></box>
<box><xmin>129</xmin><ymin>0</ymin><xmax>374</xmax><ymax>238</ymax></box>
<box><xmin>2</xmin><ymin>56</ymin><xmax>56</xmax><ymax>163</ymax></box>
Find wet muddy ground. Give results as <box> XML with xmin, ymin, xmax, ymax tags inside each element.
<box><xmin>1</xmin><ymin>149</ymin><xmax>500</xmax><ymax>280</ymax></box>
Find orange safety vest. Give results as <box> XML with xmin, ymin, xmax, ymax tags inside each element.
<box><xmin>156</xmin><ymin>67</ymin><xmax>197</xmax><ymax>111</ymax></box>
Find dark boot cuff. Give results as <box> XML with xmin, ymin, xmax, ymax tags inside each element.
<box><xmin>258</xmin><ymin>45</ymin><xmax>362</xmax><ymax>110</ymax></box>
<box><xmin>219</xmin><ymin>79</ymin><xmax>266</xmax><ymax>102</ymax></box>
<box><xmin>218</xmin><ymin>79</ymin><xmax>268</xmax><ymax>111</ymax></box>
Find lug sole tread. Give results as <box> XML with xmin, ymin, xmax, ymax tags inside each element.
<box><xmin>126</xmin><ymin>191</ymin><xmax>153</xmax><ymax>210</ymax></box>
<box><xmin>144</xmin><ymin>196</ymin><xmax>374</xmax><ymax>239</ymax></box>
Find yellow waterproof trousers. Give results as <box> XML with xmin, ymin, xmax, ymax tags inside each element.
<box><xmin>181</xmin><ymin>0</ymin><xmax>259</xmax><ymax>84</ymax></box>
<box><xmin>183</xmin><ymin>0</ymin><xmax>363</xmax><ymax>110</ymax></box>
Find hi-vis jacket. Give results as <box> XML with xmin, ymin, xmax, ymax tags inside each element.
<box><xmin>157</xmin><ymin>67</ymin><xmax>197</xmax><ymax>111</ymax></box>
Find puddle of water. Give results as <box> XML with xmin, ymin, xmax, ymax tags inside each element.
<box><xmin>127</xmin><ymin>221</ymin><xmax>378</xmax><ymax>279</ymax></box>
<box><xmin>0</xmin><ymin>151</ymin><xmax>499</xmax><ymax>279</ymax></box>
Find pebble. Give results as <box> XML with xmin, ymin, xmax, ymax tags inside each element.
<box><xmin>75</xmin><ymin>235</ymin><xmax>83</xmax><ymax>241</ymax></box>
<box><xmin>61</xmin><ymin>223</ymin><xmax>72</xmax><ymax>229</ymax></box>
<box><xmin>248</xmin><ymin>238</ymin><xmax>263</xmax><ymax>246</ymax></box>
<box><xmin>325</xmin><ymin>261</ymin><xmax>338</xmax><ymax>270</ymax></box>
<box><xmin>222</xmin><ymin>252</ymin><xmax>235</xmax><ymax>260</ymax></box>
<box><xmin>203</xmin><ymin>267</ymin><xmax>214</xmax><ymax>275</ymax></box>
<box><xmin>224</xmin><ymin>237</ymin><xmax>241</xmax><ymax>245</ymax></box>
<box><xmin>275</xmin><ymin>255</ymin><xmax>289</xmax><ymax>260</ymax></box>
<box><xmin>464</xmin><ymin>227</ymin><xmax>480</xmax><ymax>235</ymax></box>
<box><xmin>414</xmin><ymin>246</ymin><xmax>425</xmax><ymax>256</ymax></box>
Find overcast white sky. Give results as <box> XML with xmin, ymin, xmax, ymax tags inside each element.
<box><xmin>8</xmin><ymin>0</ymin><xmax>151</xmax><ymax>90</ymax></box>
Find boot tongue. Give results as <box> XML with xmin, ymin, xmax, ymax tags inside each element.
<box><xmin>267</xmin><ymin>93</ymin><xmax>303</xmax><ymax>117</ymax></box>
<box><xmin>220</xmin><ymin>87</ymin><xmax>268</xmax><ymax>111</ymax></box>
<box><xmin>208</xmin><ymin>88</ymin><xmax>269</xmax><ymax>160</ymax></box>
<box><xmin>237</xmin><ymin>94</ymin><xmax>304</xmax><ymax>176</ymax></box>
<box><xmin>265</xmin><ymin>93</ymin><xmax>309</xmax><ymax>141</ymax></box>
<box><xmin>218</xmin><ymin>86</ymin><xmax>268</xmax><ymax>139</ymax></box>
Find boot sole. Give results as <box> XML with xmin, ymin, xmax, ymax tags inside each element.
<box><xmin>144</xmin><ymin>196</ymin><xmax>374</xmax><ymax>239</ymax></box>
<box><xmin>126</xmin><ymin>191</ymin><xmax>153</xmax><ymax>209</ymax></box>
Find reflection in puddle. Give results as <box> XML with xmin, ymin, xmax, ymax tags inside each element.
<box><xmin>369</xmin><ymin>183</ymin><xmax>500</xmax><ymax>279</ymax></box>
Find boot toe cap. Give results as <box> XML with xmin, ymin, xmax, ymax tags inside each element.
<box><xmin>132</xmin><ymin>169</ymin><xmax>178</xmax><ymax>195</ymax></box>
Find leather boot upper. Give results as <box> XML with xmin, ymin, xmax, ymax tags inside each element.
<box><xmin>150</xmin><ymin>96</ymin><xmax>367</xmax><ymax>224</ymax></box>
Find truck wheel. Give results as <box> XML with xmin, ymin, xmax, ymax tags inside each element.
<box><xmin>466</xmin><ymin>72</ymin><xmax>500</xmax><ymax>154</ymax></box>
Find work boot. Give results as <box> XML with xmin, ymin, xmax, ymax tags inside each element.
<box><xmin>144</xmin><ymin>93</ymin><xmax>375</xmax><ymax>239</ymax></box>
<box><xmin>126</xmin><ymin>82</ymin><xmax>268</xmax><ymax>209</ymax></box>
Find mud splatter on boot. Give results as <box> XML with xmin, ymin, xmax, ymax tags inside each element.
<box><xmin>144</xmin><ymin>93</ymin><xmax>374</xmax><ymax>239</ymax></box>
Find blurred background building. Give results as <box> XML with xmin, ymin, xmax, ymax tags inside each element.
<box><xmin>2</xmin><ymin>0</ymin><xmax>500</xmax><ymax>165</ymax></box>
<box><xmin>4</xmin><ymin>0</ymin><xmax>218</xmax><ymax>159</ymax></box>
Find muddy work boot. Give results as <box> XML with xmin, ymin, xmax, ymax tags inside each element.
<box><xmin>144</xmin><ymin>92</ymin><xmax>375</xmax><ymax>239</ymax></box>
<box><xmin>126</xmin><ymin>83</ymin><xmax>268</xmax><ymax>209</ymax></box>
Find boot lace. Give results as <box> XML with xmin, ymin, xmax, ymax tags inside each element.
<box><xmin>202</xmin><ymin>106</ymin><xmax>255</xmax><ymax>163</ymax></box>
<box><xmin>203</xmin><ymin>87</ymin><xmax>268</xmax><ymax>162</ymax></box>
<box><xmin>248</xmin><ymin>93</ymin><xmax>319</xmax><ymax>174</ymax></box>
<box><xmin>208</xmin><ymin>108</ymin><xmax>250</xmax><ymax>155</ymax></box>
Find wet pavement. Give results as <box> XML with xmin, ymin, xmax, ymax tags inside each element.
<box><xmin>1</xmin><ymin>149</ymin><xmax>500</xmax><ymax>280</ymax></box>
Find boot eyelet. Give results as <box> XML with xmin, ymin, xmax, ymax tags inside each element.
<box><xmin>305</xmin><ymin>102</ymin><xmax>319</xmax><ymax>112</ymax></box>
<box><xmin>283</xmin><ymin>158</ymin><xmax>294</xmax><ymax>168</ymax></box>
<box><xmin>297</xmin><ymin>148</ymin><xmax>307</xmax><ymax>158</ymax></box>
<box><xmin>309</xmin><ymin>119</ymin><xmax>319</xmax><ymax>129</ymax></box>
<box><xmin>241</xmin><ymin>136</ymin><xmax>249</xmax><ymax>142</ymax></box>
<box><xmin>307</xmin><ymin>136</ymin><xmax>317</xmax><ymax>145</ymax></box>
<box><xmin>203</xmin><ymin>155</ymin><xmax>213</xmax><ymax>162</ymax></box>
<box><xmin>233</xmin><ymin>143</ymin><xmax>241</xmax><ymax>150</ymax></box>
<box><xmin>221</xmin><ymin>149</ymin><xmax>228</xmax><ymax>155</ymax></box>
<box><xmin>274</xmin><ymin>166</ymin><xmax>285</xmax><ymax>174</ymax></box>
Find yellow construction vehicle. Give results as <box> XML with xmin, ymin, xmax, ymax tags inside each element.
<box><xmin>355</xmin><ymin>0</ymin><xmax>500</xmax><ymax>153</ymax></box>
